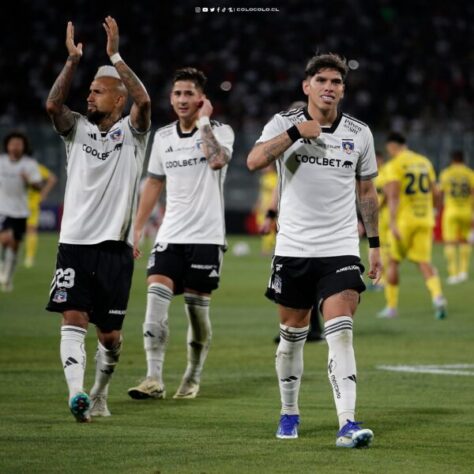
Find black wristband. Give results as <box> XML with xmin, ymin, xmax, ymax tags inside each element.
<box><xmin>368</xmin><ymin>236</ymin><xmax>380</xmax><ymax>248</ymax></box>
<box><xmin>286</xmin><ymin>125</ymin><xmax>301</xmax><ymax>143</ymax></box>
<box><xmin>265</xmin><ymin>209</ymin><xmax>277</xmax><ymax>219</ymax></box>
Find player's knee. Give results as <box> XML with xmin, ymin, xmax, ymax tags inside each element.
<box><xmin>62</xmin><ymin>310</ymin><xmax>88</xmax><ymax>329</ymax></box>
<box><xmin>98</xmin><ymin>330</ymin><xmax>122</xmax><ymax>349</ymax></box>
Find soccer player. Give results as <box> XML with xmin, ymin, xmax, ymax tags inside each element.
<box><xmin>127</xmin><ymin>68</ymin><xmax>234</xmax><ymax>401</ymax></box>
<box><xmin>247</xmin><ymin>53</ymin><xmax>380</xmax><ymax>447</ymax></box>
<box><xmin>0</xmin><ymin>132</ymin><xmax>42</xmax><ymax>291</ymax></box>
<box><xmin>378</xmin><ymin>132</ymin><xmax>447</xmax><ymax>319</ymax></box>
<box><xmin>439</xmin><ymin>150</ymin><xmax>474</xmax><ymax>284</ymax></box>
<box><xmin>24</xmin><ymin>163</ymin><xmax>58</xmax><ymax>268</ymax></box>
<box><xmin>45</xmin><ymin>17</ymin><xmax>151</xmax><ymax>422</ymax></box>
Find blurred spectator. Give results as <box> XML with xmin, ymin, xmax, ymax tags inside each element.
<box><xmin>1</xmin><ymin>0</ymin><xmax>472</xmax><ymax>133</ymax></box>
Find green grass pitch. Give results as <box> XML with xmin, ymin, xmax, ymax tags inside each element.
<box><xmin>1</xmin><ymin>234</ymin><xmax>473</xmax><ymax>473</ymax></box>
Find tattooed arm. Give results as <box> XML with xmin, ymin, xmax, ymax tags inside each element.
<box><xmin>357</xmin><ymin>179</ymin><xmax>379</xmax><ymax>238</ymax></box>
<box><xmin>195</xmin><ymin>98</ymin><xmax>230</xmax><ymax>170</ymax></box>
<box><xmin>103</xmin><ymin>16</ymin><xmax>151</xmax><ymax>132</ymax></box>
<box><xmin>45</xmin><ymin>22</ymin><xmax>82</xmax><ymax>134</ymax></box>
<box><xmin>357</xmin><ymin>179</ymin><xmax>382</xmax><ymax>281</ymax></box>
<box><xmin>247</xmin><ymin>119</ymin><xmax>321</xmax><ymax>171</ymax></box>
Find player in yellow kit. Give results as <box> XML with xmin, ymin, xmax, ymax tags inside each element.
<box><xmin>25</xmin><ymin>163</ymin><xmax>57</xmax><ymax>267</ymax></box>
<box><xmin>439</xmin><ymin>150</ymin><xmax>474</xmax><ymax>284</ymax></box>
<box><xmin>378</xmin><ymin>132</ymin><xmax>446</xmax><ymax>320</ymax></box>
<box><xmin>254</xmin><ymin>163</ymin><xmax>278</xmax><ymax>255</ymax></box>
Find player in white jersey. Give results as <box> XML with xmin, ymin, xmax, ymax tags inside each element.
<box><xmin>128</xmin><ymin>68</ymin><xmax>234</xmax><ymax>401</ymax></box>
<box><xmin>247</xmin><ymin>53</ymin><xmax>381</xmax><ymax>447</ymax></box>
<box><xmin>0</xmin><ymin>132</ymin><xmax>42</xmax><ymax>291</ymax></box>
<box><xmin>45</xmin><ymin>17</ymin><xmax>151</xmax><ymax>422</ymax></box>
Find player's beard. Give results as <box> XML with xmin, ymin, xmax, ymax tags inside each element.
<box><xmin>86</xmin><ymin>109</ymin><xmax>107</xmax><ymax>124</ymax></box>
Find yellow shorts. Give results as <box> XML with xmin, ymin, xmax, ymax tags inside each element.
<box><xmin>27</xmin><ymin>203</ymin><xmax>40</xmax><ymax>227</ymax></box>
<box><xmin>390</xmin><ymin>223</ymin><xmax>433</xmax><ymax>263</ymax></box>
<box><xmin>442</xmin><ymin>211</ymin><xmax>471</xmax><ymax>242</ymax></box>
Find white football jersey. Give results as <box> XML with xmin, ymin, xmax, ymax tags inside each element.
<box><xmin>59</xmin><ymin>113</ymin><xmax>150</xmax><ymax>246</ymax></box>
<box><xmin>256</xmin><ymin>107</ymin><xmax>377</xmax><ymax>258</ymax></box>
<box><xmin>148</xmin><ymin>120</ymin><xmax>234</xmax><ymax>245</ymax></box>
<box><xmin>0</xmin><ymin>154</ymin><xmax>42</xmax><ymax>218</ymax></box>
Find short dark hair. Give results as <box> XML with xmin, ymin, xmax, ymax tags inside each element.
<box><xmin>451</xmin><ymin>150</ymin><xmax>464</xmax><ymax>163</ymax></box>
<box><xmin>305</xmin><ymin>53</ymin><xmax>349</xmax><ymax>81</ymax></box>
<box><xmin>173</xmin><ymin>67</ymin><xmax>207</xmax><ymax>90</ymax></box>
<box><xmin>3</xmin><ymin>131</ymin><xmax>32</xmax><ymax>155</ymax></box>
<box><xmin>386</xmin><ymin>131</ymin><xmax>407</xmax><ymax>145</ymax></box>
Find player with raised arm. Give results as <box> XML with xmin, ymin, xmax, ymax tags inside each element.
<box><xmin>45</xmin><ymin>17</ymin><xmax>151</xmax><ymax>422</ymax></box>
<box><xmin>248</xmin><ymin>53</ymin><xmax>380</xmax><ymax>447</ymax></box>
<box><xmin>128</xmin><ymin>68</ymin><xmax>234</xmax><ymax>401</ymax></box>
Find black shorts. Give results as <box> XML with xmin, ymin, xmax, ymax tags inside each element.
<box><xmin>46</xmin><ymin>241</ymin><xmax>134</xmax><ymax>332</ymax></box>
<box><xmin>0</xmin><ymin>215</ymin><xmax>27</xmax><ymax>241</ymax></box>
<box><xmin>147</xmin><ymin>243</ymin><xmax>224</xmax><ymax>295</ymax></box>
<box><xmin>265</xmin><ymin>255</ymin><xmax>366</xmax><ymax>310</ymax></box>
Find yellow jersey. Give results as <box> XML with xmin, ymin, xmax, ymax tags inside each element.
<box><xmin>385</xmin><ymin>149</ymin><xmax>436</xmax><ymax>226</ymax></box>
<box><xmin>27</xmin><ymin>164</ymin><xmax>51</xmax><ymax>208</ymax></box>
<box><xmin>439</xmin><ymin>163</ymin><xmax>474</xmax><ymax>216</ymax></box>
<box><xmin>373</xmin><ymin>162</ymin><xmax>389</xmax><ymax>229</ymax></box>
<box><xmin>258</xmin><ymin>170</ymin><xmax>278</xmax><ymax>212</ymax></box>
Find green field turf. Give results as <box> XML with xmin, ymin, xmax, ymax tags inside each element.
<box><xmin>1</xmin><ymin>234</ymin><xmax>473</xmax><ymax>473</ymax></box>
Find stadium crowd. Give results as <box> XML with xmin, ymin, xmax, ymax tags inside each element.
<box><xmin>0</xmin><ymin>0</ymin><xmax>472</xmax><ymax>133</ymax></box>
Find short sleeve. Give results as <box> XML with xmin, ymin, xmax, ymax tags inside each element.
<box><xmin>147</xmin><ymin>132</ymin><xmax>165</xmax><ymax>178</ymax></box>
<box><xmin>356</xmin><ymin>128</ymin><xmax>378</xmax><ymax>180</ymax></box>
<box><xmin>255</xmin><ymin>114</ymin><xmax>288</xmax><ymax>144</ymax></box>
<box><xmin>213</xmin><ymin>124</ymin><xmax>235</xmax><ymax>159</ymax></box>
<box><xmin>27</xmin><ymin>160</ymin><xmax>42</xmax><ymax>185</ymax></box>
<box><xmin>58</xmin><ymin>112</ymin><xmax>80</xmax><ymax>141</ymax></box>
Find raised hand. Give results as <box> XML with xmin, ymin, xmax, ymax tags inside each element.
<box><xmin>103</xmin><ymin>16</ymin><xmax>119</xmax><ymax>57</ymax></box>
<box><xmin>198</xmin><ymin>97</ymin><xmax>213</xmax><ymax>119</ymax></box>
<box><xmin>65</xmin><ymin>21</ymin><xmax>83</xmax><ymax>60</ymax></box>
<box><xmin>296</xmin><ymin>120</ymin><xmax>321</xmax><ymax>139</ymax></box>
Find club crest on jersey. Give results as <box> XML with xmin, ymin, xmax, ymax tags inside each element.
<box><xmin>110</xmin><ymin>129</ymin><xmax>123</xmax><ymax>142</ymax></box>
<box><xmin>195</xmin><ymin>139</ymin><xmax>203</xmax><ymax>150</ymax></box>
<box><xmin>53</xmin><ymin>289</ymin><xmax>67</xmax><ymax>303</ymax></box>
<box><xmin>342</xmin><ymin>140</ymin><xmax>354</xmax><ymax>154</ymax></box>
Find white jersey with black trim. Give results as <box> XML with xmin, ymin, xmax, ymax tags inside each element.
<box><xmin>148</xmin><ymin>120</ymin><xmax>234</xmax><ymax>245</ymax></box>
<box><xmin>256</xmin><ymin>107</ymin><xmax>377</xmax><ymax>258</ymax></box>
<box><xmin>0</xmin><ymin>154</ymin><xmax>42</xmax><ymax>218</ymax></box>
<box><xmin>58</xmin><ymin>113</ymin><xmax>150</xmax><ymax>246</ymax></box>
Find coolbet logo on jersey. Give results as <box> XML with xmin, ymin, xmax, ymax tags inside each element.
<box><xmin>82</xmin><ymin>143</ymin><xmax>123</xmax><ymax>161</ymax></box>
<box><xmin>294</xmin><ymin>153</ymin><xmax>351</xmax><ymax>169</ymax></box>
<box><xmin>165</xmin><ymin>157</ymin><xmax>207</xmax><ymax>168</ymax></box>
